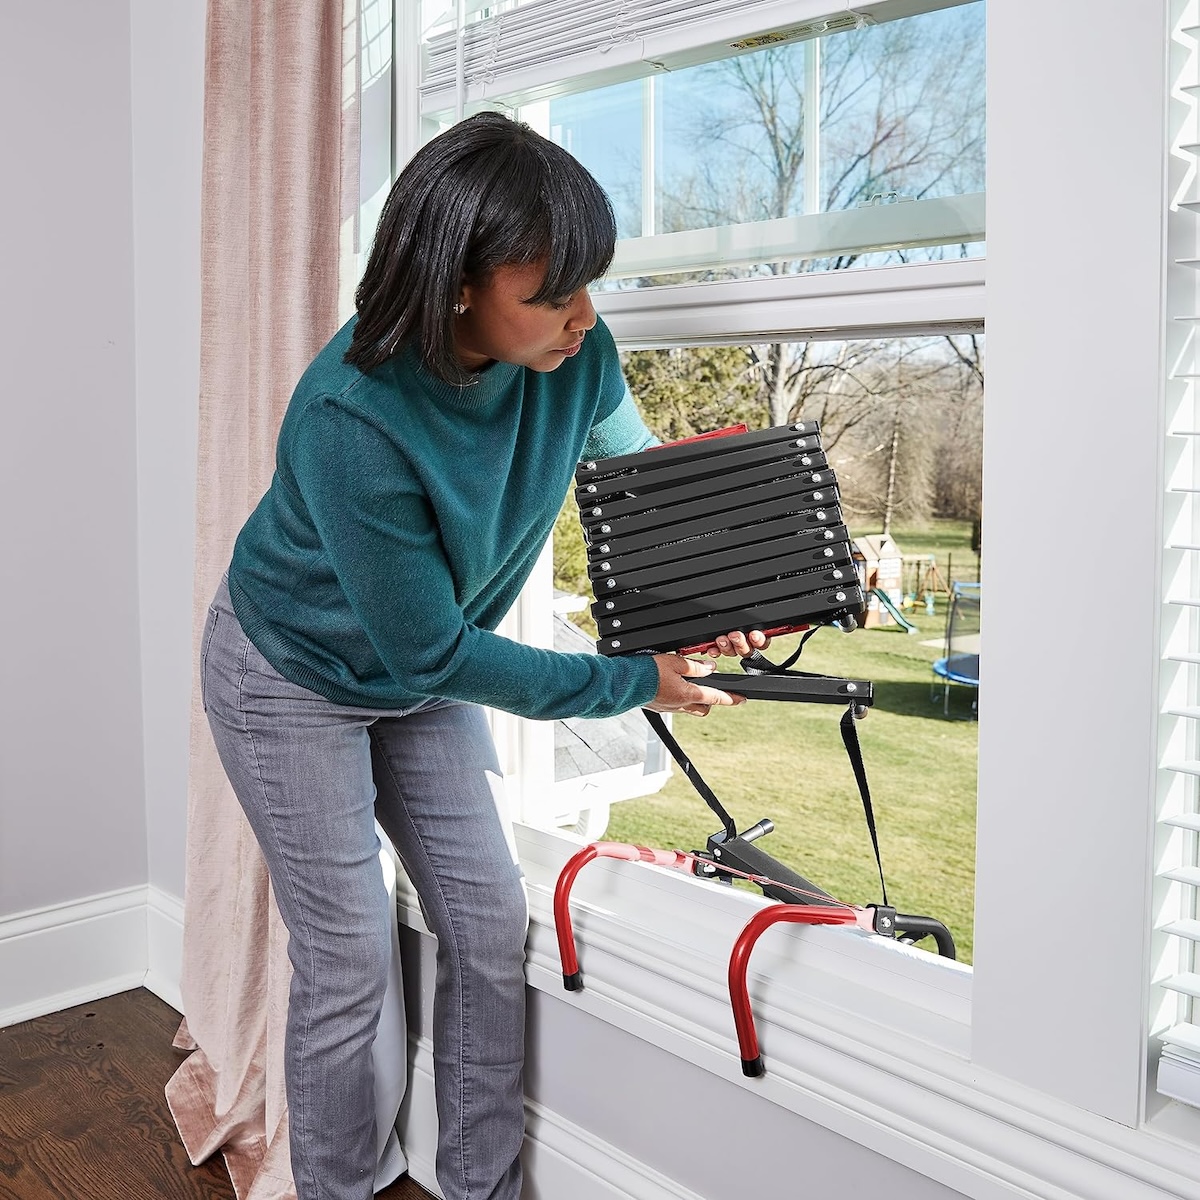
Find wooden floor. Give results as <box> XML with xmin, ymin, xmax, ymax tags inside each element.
<box><xmin>0</xmin><ymin>989</ymin><xmax>434</xmax><ymax>1199</ymax></box>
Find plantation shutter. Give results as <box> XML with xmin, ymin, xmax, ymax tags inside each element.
<box><xmin>418</xmin><ymin>0</ymin><xmax>961</xmax><ymax>113</ymax></box>
<box><xmin>1154</xmin><ymin>10</ymin><xmax>1200</xmax><ymax>1110</ymax></box>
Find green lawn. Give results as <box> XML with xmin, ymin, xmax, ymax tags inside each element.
<box><xmin>603</xmin><ymin>518</ymin><xmax>980</xmax><ymax>964</ymax></box>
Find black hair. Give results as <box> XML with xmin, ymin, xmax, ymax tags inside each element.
<box><xmin>345</xmin><ymin>111</ymin><xmax>617</xmax><ymax>384</ymax></box>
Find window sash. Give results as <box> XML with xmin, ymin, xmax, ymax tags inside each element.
<box><xmin>604</xmin><ymin>194</ymin><xmax>985</xmax><ymax>280</ymax></box>
<box><xmin>593</xmin><ymin>258</ymin><xmax>984</xmax><ymax>347</ymax></box>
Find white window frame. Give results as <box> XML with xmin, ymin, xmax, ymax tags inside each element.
<box><xmin>386</xmin><ymin>1</ymin><xmax>1200</xmax><ymax>1193</ymax></box>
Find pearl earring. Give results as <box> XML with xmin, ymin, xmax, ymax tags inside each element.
<box><xmin>453</xmin><ymin>303</ymin><xmax>467</xmax><ymax>315</ymax></box>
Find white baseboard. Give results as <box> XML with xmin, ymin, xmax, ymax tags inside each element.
<box><xmin>0</xmin><ymin>883</ymin><xmax>185</xmax><ymax>1029</ymax></box>
<box><xmin>144</xmin><ymin>885</ymin><xmax>184</xmax><ymax>1014</ymax></box>
<box><xmin>404</xmin><ymin>1035</ymin><xmax>702</xmax><ymax>1200</ymax></box>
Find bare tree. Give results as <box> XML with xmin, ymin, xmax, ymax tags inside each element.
<box><xmin>649</xmin><ymin>9</ymin><xmax>986</xmax><ymax>431</ymax></box>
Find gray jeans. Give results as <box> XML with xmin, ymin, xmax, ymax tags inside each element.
<box><xmin>201</xmin><ymin>577</ymin><xmax>527</xmax><ymax>1200</ymax></box>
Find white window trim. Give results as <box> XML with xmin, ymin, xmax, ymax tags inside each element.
<box><xmin>604</xmin><ymin>192</ymin><xmax>985</xmax><ymax>280</ymax></box>
<box><xmin>594</xmin><ymin>256</ymin><xmax>984</xmax><ymax>345</ymax></box>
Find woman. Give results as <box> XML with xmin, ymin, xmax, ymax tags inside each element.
<box><xmin>200</xmin><ymin>111</ymin><xmax>765</xmax><ymax>1200</ymax></box>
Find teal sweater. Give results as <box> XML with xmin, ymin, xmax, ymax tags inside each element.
<box><xmin>228</xmin><ymin>316</ymin><xmax>661</xmax><ymax>720</ymax></box>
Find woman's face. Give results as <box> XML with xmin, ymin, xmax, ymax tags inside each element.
<box><xmin>454</xmin><ymin>260</ymin><xmax>597</xmax><ymax>373</ymax></box>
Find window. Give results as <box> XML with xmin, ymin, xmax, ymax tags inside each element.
<box><xmin>410</xmin><ymin>0</ymin><xmax>988</xmax><ymax>932</ymax></box>
<box><xmin>417</xmin><ymin>1</ymin><xmax>984</xmax><ymax>282</ymax></box>
<box><xmin>561</xmin><ymin>334</ymin><xmax>983</xmax><ymax>961</ymax></box>
<box><xmin>392</xmin><ymin>0</ymin><xmax>1184</xmax><ymax>1167</ymax></box>
<box><xmin>540</xmin><ymin>5</ymin><xmax>985</xmax><ymax>282</ymax></box>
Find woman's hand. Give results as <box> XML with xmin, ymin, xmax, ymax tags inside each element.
<box><xmin>646</xmin><ymin>653</ymin><xmax>745</xmax><ymax>717</ymax></box>
<box><xmin>703</xmin><ymin>630</ymin><xmax>772</xmax><ymax>659</ymax></box>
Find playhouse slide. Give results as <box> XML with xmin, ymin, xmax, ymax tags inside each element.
<box><xmin>870</xmin><ymin>588</ymin><xmax>919</xmax><ymax>634</ymax></box>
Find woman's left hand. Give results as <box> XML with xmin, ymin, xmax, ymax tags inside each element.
<box><xmin>706</xmin><ymin>630</ymin><xmax>771</xmax><ymax>659</ymax></box>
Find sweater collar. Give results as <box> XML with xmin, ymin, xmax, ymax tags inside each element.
<box><xmin>401</xmin><ymin>344</ymin><xmax>520</xmax><ymax>411</ymax></box>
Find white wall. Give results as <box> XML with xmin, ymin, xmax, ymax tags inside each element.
<box><xmin>129</xmin><ymin>0</ymin><xmax>205</xmax><ymax>902</ymax></box>
<box><xmin>0</xmin><ymin>0</ymin><xmax>147</xmax><ymax>917</ymax></box>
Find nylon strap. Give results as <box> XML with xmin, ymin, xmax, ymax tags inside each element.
<box><xmin>642</xmin><ymin>643</ymin><xmax>890</xmax><ymax>906</ymax></box>
<box><xmin>642</xmin><ymin>709</ymin><xmax>737</xmax><ymax>841</ymax></box>
<box><xmin>838</xmin><ymin>703</ymin><xmax>888</xmax><ymax>906</ymax></box>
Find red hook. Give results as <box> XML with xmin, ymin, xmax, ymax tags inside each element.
<box><xmin>728</xmin><ymin>903</ymin><xmax>865</xmax><ymax>1076</ymax></box>
<box><xmin>554</xmin><ymin>841</ymin><xmax>874</xmax><ymax>1079</ymax></box>
<box><xmin>554</xmin><ymin>842</ymin><xmax>693</xmax><ymax>990</ymax></box>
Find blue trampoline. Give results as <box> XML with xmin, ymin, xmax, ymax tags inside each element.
<box><xmin>932</xmin><ymin>582</ymin><xmax>980</xmax><ymax>716</ymax></box>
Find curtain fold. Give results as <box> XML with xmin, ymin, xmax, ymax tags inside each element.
<box><xmin>164</xmin><ymin>4</ymin><xmax>385</xmax><ymax>1197</ymax></box>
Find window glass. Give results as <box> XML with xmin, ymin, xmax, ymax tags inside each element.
<box><xmin>541</xmin><ymin>3</ymin><xmax>985</xmax><ymax>279</ymax></box>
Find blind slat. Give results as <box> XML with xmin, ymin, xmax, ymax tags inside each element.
<box><xmin>421</xmin><ymin>0</ymin><xmax>861</xmax><ymax>94</ymax></box>
<box><xmin>417</xmin><ymin>0</ymin><xmax>957</xmax><ymax>111</ymax></box>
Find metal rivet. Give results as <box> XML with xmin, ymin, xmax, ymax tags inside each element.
<box><xmin>847</xmin><ymin>683</ymin><xmax>858</xmax><ymax>693</ymax></box>
<box><xmin>611</xmin><ymin>619</ymin><xmax>622</xmax><ymax>629</ymax></box>
<box><xmin>823</xmin><ymin>530</ymin><xmax>833</xmax><ymax>539</ymax></box>
<box><xmin>600</xmin><ymin>562</ymin><xmax>611</xmax><ymax>571</ymax></box>
<box><xmin>833</xmin><ymin>570</ymin><xmax>843</xmax><ymax>579</ymax></box>
<box><xmin>605</xmin><ymin>601</ymin><xmax>615</xmax><ymax>610</ymax></box>
<box><xmin>813</xmin><ymin>491</ymin><xmax>823</xmax><ymax>500</ymax></box>
<box><xmin>585</xmin><ymin>461</ymin><xmax>596</xmax><ymax>470</ymax></box>
<box><xmin>586</xmin><ymin>484</ymin><xmax>597</xmax><ymax>493</ymax></box>
<box><xmin>823</xmin><ymin>548</ymin><xmax>834</xmax><ymax>557</ymax></box>
<box><xmin>816</xmin><ymin>511</ymin><xmax>827</xmax><ymax>520</ymax></box>
<box><xmin>812</xmin><ymin>473</ymin><xmax>822</xmax><ymax>482</ymax></box>
<box><xmin>605</xmin><ymin>579</ymin><xmax>616</xmax><ymax>589</ymax></box>
<box><xmin>610</xmin><ymin>640</ymin><xmax>621</xmax><ymax>649</ymax></box>
<box><xmin>599</xmin><ymin>544</ymin><xmax>610</xmax><ymax>554</ymax></box>
<box><xmin>600</xmin><ymin>524</ymin><xmax>612</xmax><ymax>534</ymax></box>
<box><xmin>835</xmin><ymin>591</ymin><xmax>847</xmax><ymax>601</ymax></box>
<box><xmin>592</xmin><ymin>507</ymin><xmax>602</xmax><ymax>517</ymax></box>
<box><xmin>801</xmin><ymin>456</ymin><xmax>812</xmax><ymax>466</ymax></box>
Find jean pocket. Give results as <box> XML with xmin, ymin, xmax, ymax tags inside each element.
<box><xmin>200</xmin><ymin>606</ymin><xmax>221</xmax><ymax>712</ymax></box>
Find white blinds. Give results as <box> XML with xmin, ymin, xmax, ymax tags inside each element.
<box><xmin>1154</xmin><ymin>3</ymin><xmax>1200</xmax><ymax>1112</ymax></box>
<box><xmin>418</xmin><ymin>0</ymin><xmax>966</xmax><ymax>113</ymax></box>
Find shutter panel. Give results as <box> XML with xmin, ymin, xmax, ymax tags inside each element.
<box><xmin>1153</xmin><ymin>8</ymin><xmax>1200</xmax><ymax>1110</ymax></box>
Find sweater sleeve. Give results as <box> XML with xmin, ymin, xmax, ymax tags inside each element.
<box><xmin>583</xmin><ymin>380</ymin><xmax>658</xmax><ymax>461</ymax></box>
<box><xmin>288</xmin><ymin>399</ymin><xmax>660</xmax><ymax>721</ymax></box>
<box><xmin>581</xmin><ymin>317</ymin><xmax>659</xmax><ymax>461</ymax></box>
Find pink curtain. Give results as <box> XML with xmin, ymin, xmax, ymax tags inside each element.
<box><xmin>165</xmin><ymin>3</ymin><xmax>364</xmax><ymax>1196</ymax></box>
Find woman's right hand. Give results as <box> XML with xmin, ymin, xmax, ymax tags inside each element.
<box><xmin>646</xmin><ymin>654</ymin><xmax>746</xmax><ymax>717</ymax></box>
